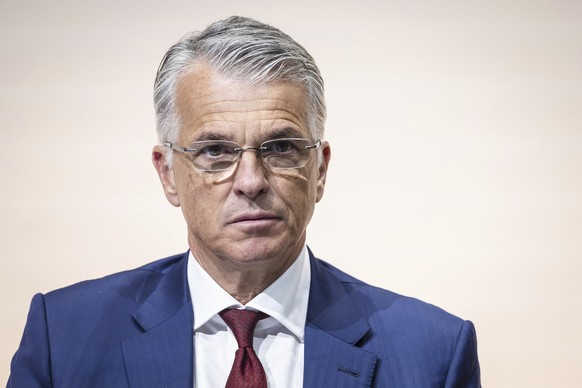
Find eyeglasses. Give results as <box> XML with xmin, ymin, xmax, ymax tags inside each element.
<box><xmin>164</xmin><ymin>138</ymin><xmax>321</xmax><ymax>172</ymax></box>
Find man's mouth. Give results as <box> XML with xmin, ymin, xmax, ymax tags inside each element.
<box><xmin>229</xmin><ymin>212</ymin><xmax>280</xmax><ymax>226</ymax></box>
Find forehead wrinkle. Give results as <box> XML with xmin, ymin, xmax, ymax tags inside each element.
<box><xmin>200</xmin><ymin>95</ymin><xmax>305</xmax><ymax>112</ymax></box>
<box><xmin>196</xmin><ymin>106</ymin><xmax>305</xmax><ymax>126</ymax></box>
<box><xmin>185</xmin><ymin>100</ymin><xmax>306</xmax><ymax>129</ymax></box>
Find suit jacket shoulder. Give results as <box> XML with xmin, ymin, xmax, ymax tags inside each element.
<box><xmin>8</xmin><ymin>253</ymin><xmax>192</xmax><ymax>388</ymax></box>
<box><xmin>316</xmin><ymin>256</ymin><xmax>464</xmax><ymax>329</ymax></box>
<box><xmin>305</xmin><ymin>254</ymin><xmax>481</xmax><ymax>387</ymax></box>
<box><xmin>43</xmin><ymin>253</ymin><xmax>180</xmax><ymax>302</ymax></box>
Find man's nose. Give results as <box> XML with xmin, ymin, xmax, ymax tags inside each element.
<box><xmin>231</xmin><ymin>150</ymin><xmax>270</xmax><ymax>199</ymax></box>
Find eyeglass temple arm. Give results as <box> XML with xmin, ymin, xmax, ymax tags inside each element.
<box><xmin>164</xmin><ymin>142</ymin><xmax>195</xmax><ymax>153</ymax></box>
<box><xmin>306</xmin><ymin>139</ymin><xmax>322</xmax><ymax>149</ymax></box>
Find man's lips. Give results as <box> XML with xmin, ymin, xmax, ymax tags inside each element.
<box><xmin>228</xmin><ymin>212</ymin><xmax>281</xmax><ymax>225</ymax></box>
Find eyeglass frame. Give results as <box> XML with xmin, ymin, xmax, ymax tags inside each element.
<box><xmin>163</xmin><ymin>137</ymin><xmax>322</xmax><ymax>172</ymax></box>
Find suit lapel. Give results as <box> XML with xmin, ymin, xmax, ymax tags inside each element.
<box><xmin>122</xmin><ymin>253</ymin><xmax>194</xmax><ymax>388</ymax></box>
<box><xmin>304</xmin><ymin>252</ymin><xmax>378</xmax><ymax>387</ymax></box>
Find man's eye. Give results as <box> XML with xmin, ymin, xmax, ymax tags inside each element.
<box><xmin>200</xmin><ymin>144</ymin><xmax>230</xmax><ymax>157</ymax></box>
<box><xmin>271</xmin><ymin>140</ymin><xmax>295</xmax><ymax>153</ymax></box>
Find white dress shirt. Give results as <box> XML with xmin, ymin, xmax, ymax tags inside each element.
<box><xmin>188</xmin><ymin>246</ymin><xmax>311</xmax><ymax>388</ymax></box>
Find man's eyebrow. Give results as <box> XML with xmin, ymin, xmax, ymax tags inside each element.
<box><xmin>192</xmin><ymin>131</ymin><xmax>232</xmax><ymax>142</ymax></box>
<box><xmin>267</xmin><ymin>127</ymin><xmax>306</xmax><ymax>139</ymax></box>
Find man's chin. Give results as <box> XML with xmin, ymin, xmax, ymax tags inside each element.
<box><xmin>221</xmin><ymin>239</ymin><xmax>299</xmax><ymax>267</ymax></box>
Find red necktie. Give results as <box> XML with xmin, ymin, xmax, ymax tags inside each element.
<box><xmin>219</xmin><ymin>309</ymin><xmax>269</xmax><ymax>388</ymax></box>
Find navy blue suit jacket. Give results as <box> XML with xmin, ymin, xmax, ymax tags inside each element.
<box><xmin>8</xmin><ymin>251</ymin><xmax>480</xmax><ymax>387</ymax></box>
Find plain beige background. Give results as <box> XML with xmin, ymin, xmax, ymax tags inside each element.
<box><xmin>1</xmin><ymin>0</ymin><xmax>581</xmax><ymax>386</ymax></box>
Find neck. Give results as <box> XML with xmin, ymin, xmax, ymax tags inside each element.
<box><xmin>189</xmin><ymin>241</ymin><xmax>302</xmax><ymax>305</ymax></box>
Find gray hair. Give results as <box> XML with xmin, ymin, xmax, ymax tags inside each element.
<box><xmin>153</xmin><ymin>16</ymin><xmax>326</xmax><ymax>165</ymax></box>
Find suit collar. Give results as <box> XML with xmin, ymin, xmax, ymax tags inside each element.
<box><xmin>131</xmin><ymin>252</ymin><xmax>191</xmax><ymax>332</ymax></box>
<box><xmin>304</xmin><ymin>250</ymin><xmax>378</xmax><ymax>387</ymax></box>
<box><xmin>122</xmin><ymin>252</ymin><xmax>194</xmax><ymax>388</ymax></box>
<box><xmin>129</xmin><ymin>249</ymin><xmax>369</xmax><ymax>342</ymax></box>
<box><xmin>305</xmin><ymin>249</ymin><xmax>370</xmax><ymax>344</ymax></box>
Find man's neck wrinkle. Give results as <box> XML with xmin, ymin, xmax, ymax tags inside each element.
<box><xmin>190</xmin><ymin>248</ymin><xmax>297</xmax><ymax>305</ymax></box>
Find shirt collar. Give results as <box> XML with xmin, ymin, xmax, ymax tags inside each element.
<box><xmin>188</xmin><ymin>246</ymin><xmax>311</xmax><ymax>341</ymax></box>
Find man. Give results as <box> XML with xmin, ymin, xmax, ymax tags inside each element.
<box><xmin>8</xmin><ymin>16</ymin><xmax>480</xmax><ymax>387</ymax></box>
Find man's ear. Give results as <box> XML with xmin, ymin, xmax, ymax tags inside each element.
<box><xmin>315</xmin><ymin>141</ymin><xmax>331</xmax><ymax>203</ymax></box>
<box><xmin>152</xmin><ymin>145</ymin><xmax>180</xmax><ymax>207</ymax></box>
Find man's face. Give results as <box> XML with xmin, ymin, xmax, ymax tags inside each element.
<box><xmin>153</xmin><ymin>64</ymin><xmax>330</xmax><ymax>275</ymax></box>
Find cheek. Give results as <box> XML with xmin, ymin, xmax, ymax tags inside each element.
<box><xmin>176</xmin><ymin>170</ymin><xmax>221</xmax><ymax>222</ymax></box>
<box><xmin>271</xmin><ymin>169</ymin><xmax>318</xmax><ymax>223</ymax></box>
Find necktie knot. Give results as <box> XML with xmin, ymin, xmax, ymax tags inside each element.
<box><xmin>219</xmin><ymin>309</ymin><xmax>269</xmax><ymax>348</ymax></box>
<box><xmin>219</xmin><ymin>308</ymin><xmax>269</xmax><ymax>388</ymax></box>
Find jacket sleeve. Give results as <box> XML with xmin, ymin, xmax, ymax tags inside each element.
<box><xmin>444</xmin><ymin>320</ymin><xmax>481</xmax><ymax>388</ymax></box>
<box><xmin>7</xmin><ymin>293</ymin><xmax>53</xmax><ymax>388</ymax></box>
